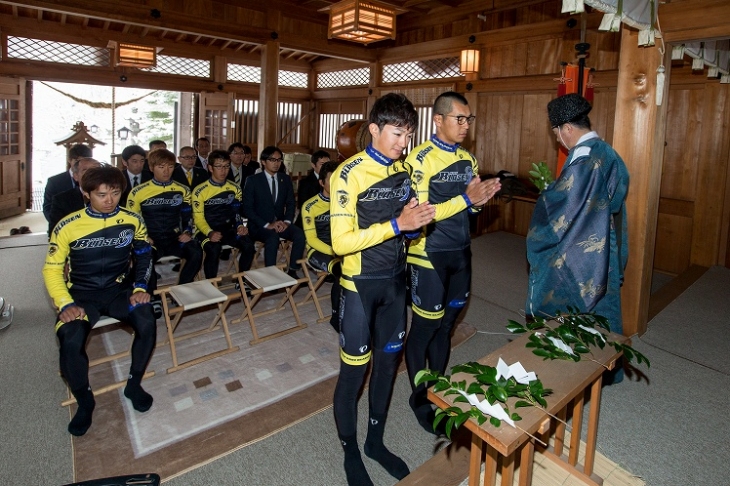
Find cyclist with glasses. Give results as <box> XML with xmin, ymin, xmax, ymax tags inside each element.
<box><xmin>404</xmin><ymin>92</ymin><xmax>501</xmax><ymax>434</ymax></box>
<box><xmin>192</xmin><ymin>150</ymin><xmax>255</xmax><ymax>278</ymax></box>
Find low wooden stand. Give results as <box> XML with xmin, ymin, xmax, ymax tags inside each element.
<box><xmin>424</xmin><ymin>333</ymin><xmax>623</xmax><ymax>486</ymax></box>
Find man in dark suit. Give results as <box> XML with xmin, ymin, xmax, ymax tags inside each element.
<box><xmin>296</xmin><ymin>149</ymin><xmax>331</xmax><ymax>229</ymax></box>
<box><xmin>120</xmin><ymin>145</ymin><xmax>152</xmax><ymax>207</ymax></box>
<box><xmin>194</xmin><ymin>137</ymin><xmax>211</xmax><ymax>171</ymax></box>
<box><xmin>241</xmin><ymin>145</ymin><xmax>260</xmax><ymax>174</ymax></box>
<box><xmin>243</xmin><ymin>145</ymin><xmax>305</xmax><ymax>278</ymax></box>
<box><xmin>48</xmin><ymin>157</ymin><xmax>102</xmax><ymax>234</ymax></box>
<box><xmin>172</xmin><ymin>145</ymin><xmax>209</xmax><ymax>189</ymax></box>
<box><xmin>227</xmin><ymin>142</ymin><xmax>255</xmax><ymax>187</ymax></box>
<box><xmin>43</xmin><ymin>144</ymin><xmax>93</xmax><ymax>233</ymax></box>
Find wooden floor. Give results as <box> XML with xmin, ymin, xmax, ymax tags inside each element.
<box><xmin>399</xmin><ymin>429</ymin><xmax>644</xmax><ymax>486</ymax></box>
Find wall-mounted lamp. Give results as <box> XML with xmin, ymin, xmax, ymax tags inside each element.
<box><xmin>460</xmin><ymin>49</ymin><xmax>480</xmax><ymax>75</ymax></box>
<box><xmin>117</xmin><ymin>126</ymin><xmax>131</xmax><ymax>141</ymax></box>
<box><xmin>325</xmin><ymin>0</ymin><xmax>399</xmax><ymax>45</ymax></box>
<box><xmin>108</xmin><ymin>41</ymin><xmax>158</xmax><ymax>68</ymax></box>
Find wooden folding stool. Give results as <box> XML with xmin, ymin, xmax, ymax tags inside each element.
<box><xmin>230</xmin><ymin>265</ymin><xmax>309</xmax><ymax>345</ymax></box>
<box><xmin>155</xmin><ymin>278</ymin><xmax>240</xmax><ymax>373</ymax></box>
<box><xmin>297</xmin><ymin>259</ymin><xmax>329</xmax><ymax>323</ymax></box>
<box><xmin>61</xmin><ymin>316</ymin><xmax>155</xmax><ymax>406</ymax></box>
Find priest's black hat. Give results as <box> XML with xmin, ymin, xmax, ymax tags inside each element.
<box><xmin>547</xmin><ymin>93</ymin><xmax>592</xmax><ymax>128</ymax></box>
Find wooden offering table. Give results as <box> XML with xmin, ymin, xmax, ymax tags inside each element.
<box><xmin>427</xmin><ymin>333</ymin><xmax>623</xmax><ymax>486</ymax></box>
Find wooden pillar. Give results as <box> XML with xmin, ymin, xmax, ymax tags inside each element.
<box><xmin>258</xmin><ymin>40</ymin><xmax>279</xmax><ymax>150</ymax></box>
<box><xmin>612</xmin><ymin>28</ymin><xmax>669</xmax><ymax>337</ymax></box>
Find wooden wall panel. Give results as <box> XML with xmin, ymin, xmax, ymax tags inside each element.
<box><xmin>485</xmin><ymin>43</ymin><xmax>529</xmax><ymax>79</ymax></box>
<box><xmin>690</xmin><ymin>83</ymin><xmax>730</xmax><ymax>267</ymax></box>
<box><xmin>661</xmin><ymin>87</ymin><xmax>703</xmax><ymax>201</ymax></box>
<box><xmin>527</xmin><ymin>38</ymin><xmax>561</xmax><ymax>75</ymax></box>
<box><xmin>518</xmin><ymin>93</ymin><xmax>556</xmax><ymax>176</ymax></box>
<box><xmin>653</xmin><ymin>213</ymin><xmax>693</xmax><ymax>275</ymax></box>
<box><xmin>477</xmin><ymin>94</ymin><xmax>524</xmax><ymax>174</ymax></box>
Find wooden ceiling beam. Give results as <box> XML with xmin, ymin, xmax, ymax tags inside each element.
<box><xmin>378</xmin><ymin>12</ymin><xmax>603</xmax><ymax>63</ymax></box>
<box><xmin>659</xmin><ymin>0</ymin><xmax>730</xmax><ymax>43</ymax></box>
<box><xmin>0</xmin><ymin>0</ymin><xmax>374</xmax><ymax>63</ymax></box>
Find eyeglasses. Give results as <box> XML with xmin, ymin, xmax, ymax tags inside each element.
<box><xmin>231</xmin><ymin>151</ymin><xmax>245</xmax><ymax>156</ymax></box>
<box><xmin>211</xmin><ymin>165</ymin><xmax>231</xmax><ymax>170</ymax></box>
<box><xmin>266</xmin><ymin>157</ymin><xmax>284</xmax><ymax>163</ymax></box>
<box><xmin>179</xmin><ymin>155</ymin><xmax>196</xmax><ymax>160</ymax></box>
<box><xmin>441</xmin><ymin>114</ymin><xmax>476</xmax><ymax>125</ymax></box>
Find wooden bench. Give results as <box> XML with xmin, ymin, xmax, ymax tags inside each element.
<box><xmin>423</xmin><ymin>333</ymin><xmax>623</xmax><ymax>486</ymax></box>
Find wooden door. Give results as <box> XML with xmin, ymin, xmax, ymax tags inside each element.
<box><xmin>0</xmin><ymin>77</ymin><xmax>26</xmax><ymax>219</ymax></box>
<box><xmin>198</xmin><ymin>91</ymin><xmax>233</xmax><ymax>150</ymax></box>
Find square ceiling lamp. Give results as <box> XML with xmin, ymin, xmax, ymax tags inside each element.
<box><xmin>460</xmin><ymin>49</ymin><xmax>480</xmax><ymax>74</ymax></box>
<box><xmin>328</xmin><ymin>0</ymin><xmax>397</xmax><ymax>45</ymax></box>
<box><xmin>114</xmin><ymin>42</ymin><xmax>157</xmax><ymax>68</ymax></box>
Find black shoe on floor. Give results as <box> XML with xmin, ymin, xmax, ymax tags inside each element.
<box><xmin>287</xmin><ymin>268</ymin><xmax>300</xmax><ymax>280</ymax></box>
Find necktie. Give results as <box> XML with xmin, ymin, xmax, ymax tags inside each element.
<box><xmin>202</xmin><ymin>158</ymin><xmax>207</xmax><ymax>170</ymax></box>
<box><xmin>271</xmin><ymin>175</ymin><xmax>276</xmax><ymax>202</ymax></box>
<box><xmin>133</xmin><ymin>175</ymin><xmax>139</xmax><ymax>187</ymax></box>
<box><xmin>234</xmin><ymin>170</ymin><xmax>241</xmax><ymax>185</ymax></box>
<box><xmin>186</xmin><ymin>170</ymin><xmax>193</xmax><ymax>185</ymax></box>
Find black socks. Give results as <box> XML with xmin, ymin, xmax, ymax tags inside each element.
<box><xmin>124</xmin><ymin>371</ymin><xmax>153</xmax><ymax>412</ymax></box>
<box><xmin>363</xmin><ymin>414</ymin><xmax>410</xmax><ymax>480</ymax></box>
<box><xmin>409</xmin><ymin>393</ymin><xmax>444</xmax><ymax>435</ymax></box>
<box><xmin>68</xmin><ymin>386</ymin><xmax>95</xmax><ymax>436</ymax></box>
<box><xmin>340</xmin><ymin>435</ymin><xmax>373</xmax><ymax>486</ymax></box>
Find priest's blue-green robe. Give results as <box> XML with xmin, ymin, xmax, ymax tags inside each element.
<box><xmin>526</xmin><ymin>132</ymin><xmax>629</xmax><ymax>334</ymax></box>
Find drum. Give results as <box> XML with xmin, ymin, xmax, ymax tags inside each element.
<box><xmin>336</xmin><ymin>119</ymin><xmax>371</xmax><ymax>162</ymax></box>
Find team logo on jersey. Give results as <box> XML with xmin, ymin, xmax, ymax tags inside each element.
<box><xmin>143</xmin><ymin>194</ymin><xmax>183</xmax><ymax>207</ymax></box>
<box><xmin>359</xmin><ymin>179</ymin><xmax>411</xmax><ymax>203</ymax></box>
<box><xmin>434</xmin><ymin>165</ymin><xmax>473</xmax><ymax>184</ymax></box>
<box><xmin>48</xmin><ymin>244</ymin><xmax>58</xmax><ymax>257</ymax></box>
<box><xmin>339</xmin><ymin>157</ymin><xmax>362</xmax><ymax>183</ymax></box>
<box><xmin>206</xmin><ymin>194</ymin><xmax>236</xmax><ymax>205</ymax></box>
<box><xmin>337</xmin><ymin>190</ymin><xmax>349</xmax><ymax>208</ymax></box>
<box><xmin>305</xmin><ymin>216</ymin><xmax>312</xmax><ymax>226</ymax></box>
<box><xmin>71</xmin><ymin>229</ymin><xmax>134</xmax><ymax>250</ymax></box>
<box><xmin>412</xmin><ymin>170</ymin><xmax>424</xmax><ymax>185</ymax></box>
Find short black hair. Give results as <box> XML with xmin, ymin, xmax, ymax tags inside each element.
<box><xmin>318</xmin><ymin>161</ymin><xmax>338</xmax><ymax>182</ymax></box>
<box><xmin>68</xmin><ymin>144</ymin><xmax>93</xmax><ymax>161</ymax></box>
<box><xmin>121</xmin><ymin>145</ymin><xmax>146</xmax><ymax>161</ymax></box>
<box><xmin>260</xmin><ymin>146</ymin><xmax>283</xmax><ymax>162</ymax></box>
<box><xmin>195</xmin><ymin>137</ymin><xmax>210</xmax><ymax>148</ymax></box>
<box><xmin>148</xmin><ymin>139</ymin><xmax>166</xmax><ymax>150</ymax></box>
<box><xmin>311</xmin><ymin>149</ymin><xmax>331</xmax><ymax>164</ymax></box>
<box><xmin>433</xmin><ymin>92</ymin><xmax>468</xmax><ymax>115</ymax></box>
<box><xmin>80</xmin><ymin>165</ymin><xmax>127</xmax><ymax>194</ymax></box>
<box><xmin>368</xmin><ymin>93</ymin><xmax>418</xmax><ymax>131</ymax></box>
<box><xmin>207</xmin><ymin>149</ymin><xmax>230</xmax><ymax>165</ymax></box>
<box><xmin>228</xmin><ymin>142</ymin><xmax>245</xmax><ymax>153</ymax></box>
<box><xmin>242</xmin><ymin>145</ymin><xmax>252</xmax><ymax>155</ymax></box>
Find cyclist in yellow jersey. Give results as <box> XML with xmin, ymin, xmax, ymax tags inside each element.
<box><xmin>127</xmin><ymin>148</ymin><xmax>203</xmax><ymax>290</ymax></box>
<box><xmin>330</xmin><ymin>93</ymin><xmax>435</xmax><ymax>486</ymax></box>
<box><xmin>404</xmin><ymin>92</ymin><xmax>501</xmax><ymax>434</ymax></box>
<box><xmin>43</xmin><ymin>165</ymin><xmax>157</xmax><ymax>437</ymax></box>
<box><xmin>301</xmin><ymin>161</ymin><xmax>341</xmax><ymax>331</ymax></box>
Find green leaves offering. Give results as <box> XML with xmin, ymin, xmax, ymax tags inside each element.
<box><xmin>414</xmin><ymin>362</ymin><xmax>551</xmax><ymax>439</ymax></box>
<box><xmin>528</xmin><ymin>161</ymin><xmax>554</xmax><ymax>192</ymax></box>
<box><xmin>507</xmin><ymin>307</ymin><xmax>650</xmax><ymax>368</ymax></box>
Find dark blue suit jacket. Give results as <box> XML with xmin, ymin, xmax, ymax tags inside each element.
<box><xmin>43</xmin><ymin>171</ymin><xmax>75</xmax><ymax>223</ymax></box>
<box><xmin>243</xmin><ymin>171</ymin><xmax>296</xmax><ymax>232</ymax></box>
<box><xmin>48</xmin><ymin>187</ymin><xmax>85</xmax><ymax>235</ymax></box>
<box><xmin>172</xmin><ymin>164</ymin><xmax>209</xmax><ymax>190</ymax></box>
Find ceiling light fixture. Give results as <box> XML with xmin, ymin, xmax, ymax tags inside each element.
<box><xmin>326</xmin><ymin>0</ymin><xmax>399</xmax><ymax>45</ymax></box>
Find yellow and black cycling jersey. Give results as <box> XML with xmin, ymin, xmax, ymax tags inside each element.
<box><xmin>126</xmin><ymin>178</ymin><xmax>193</xmax><ymax>242</ymax></box>
<box><xmin>191</xmin><ymin>178</ymin><xmax>243</xmax><ymax>237</ymax></box>
<box><xmin>302</xmin><ymin>192</ymin><xmax>334</xmax><ymax>256</ymax></box>
<box><xmin>42</xmin><ymin>206</ymin><xmax>153</xmax><ymax>312</ymax></box>
<box><xmin>330</xmin><ymin>145</ymin><xmax>415</xmax><ymax>290</ymax></box>
<box><xmin>406</xmin><ymin>135</ymin><xmax>481</xmax><ymax>267</ymax></box>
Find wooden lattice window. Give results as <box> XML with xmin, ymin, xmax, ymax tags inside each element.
<box><xmin>0</xmin><ymin>99</ymin><xmax>20</xmax><ymax>155</ymax></box>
